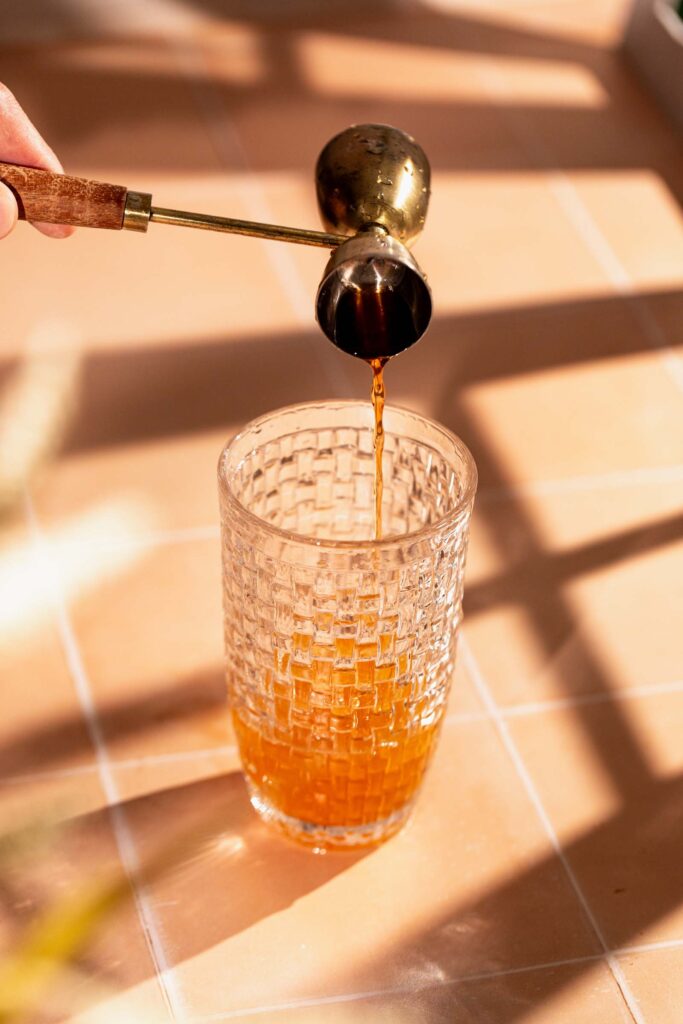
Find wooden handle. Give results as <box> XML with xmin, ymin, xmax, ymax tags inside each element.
<box><xmin>0</xmin><ymin>162</ymin><xmax>128</xmax><ymax>230</ymax></box>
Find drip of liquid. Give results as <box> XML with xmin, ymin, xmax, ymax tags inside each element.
<box><xmin>370</xmin><ymin>357</ymin><xmax>386</xmax><ymax>540</ymax></box>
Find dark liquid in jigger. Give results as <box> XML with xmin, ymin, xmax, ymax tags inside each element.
<box><xmin>333</xmin><ymin>283</ymin><xmax>419</xmax><ymax>361</ymax></box>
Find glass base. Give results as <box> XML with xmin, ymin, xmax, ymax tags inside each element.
<box><xmin>246</xmin><ymin>780</ymin><xmax>414</xmax><ymax>852</ymax></box>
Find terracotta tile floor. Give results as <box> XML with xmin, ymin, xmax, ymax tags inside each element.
<box><xmin>0</xmin><ymin>0</ymin><xmax>681</xmax><ymax>1020</ymax></box>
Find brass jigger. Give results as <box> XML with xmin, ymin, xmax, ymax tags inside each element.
<box><xmin>315</xmin><ymin>124</ymin><xmax>432</xmax><ymax>360</ymax></box>
<box><xmin>0</xmin><ymin>123</ymin><xmax>431</xmax><ymax>360</ymax></box>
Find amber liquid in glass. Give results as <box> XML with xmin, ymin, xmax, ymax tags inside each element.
<box><xmin>233</xmin><ymin>634</ymin><xmax>440</xmax><ymax>833</ymax></box>
<box><xmin>232</xmin><ymin>289</ymin><xmax>436</xmax><ymax>843</ymax></box>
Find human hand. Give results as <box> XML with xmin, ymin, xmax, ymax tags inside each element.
<box><xmin>0</xmin><ymin>83</ymin><xmax>74</xmax><ymax>240</ymax></box>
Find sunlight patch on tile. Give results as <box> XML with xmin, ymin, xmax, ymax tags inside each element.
<box><xmin>296</xmin><ymin>34</ymin><xmax>607</xmax><ymax>106</ymax></box>
<box><xmin>568</xmin><ymin>170</ymin><xmax>683</xmax><ymax>291</ymax></box>
<box><xmin>0</xmin><ymin>498</ymin><xmax>156</xmax><ymax>639</ymax></box>
<box><xmin>64</xmin><ymin>28</ymin><xmax>266</xmax><ymax>87</ymax></box>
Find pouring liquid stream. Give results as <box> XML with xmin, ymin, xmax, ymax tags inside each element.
<box><xmin>348</xmin><ymin>283</ymin><xmax>397</xmax><ymax>541</ymax></box>
<box><xmin>370</xmin><ymin>358</ymin><xmax>386</xmax><ymax>541</ymax></box>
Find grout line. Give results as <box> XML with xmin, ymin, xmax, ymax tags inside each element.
<box><xmin>443</xmin><ymin>675</ymin><xmax>683</xmax><ymax>729</ymax></box>
<box><xmin>5</xmin><ymin>671</ymin><xmax>683</xmax><ymax>791</ymax></box>
<box><xmin>36</xmin><ymin>458</ymin><xmax>683</xmax><ymax>557</ymax></box>
<box><xmin>548</xmin><ymin>177</ymin><xmax>683</xmax><ymax>397</ymax></box>
<box><xmin>51</xmin><ymin>524</ymin><xmax>221</xmax><ymax>555</ymax></box>
<box><xmin>24</xmin><ymin>492</ymin><xmax>186</xmax><ymax>1024</ymax></box>
<box><xmin>477</xmin><ymin>60</ymin><xmax>683</xmax><ymax>399</ymax></box>
<box><xmin>618</xmin><ymin>938</ymin><xmax>683</xmax><ymax>956</ymax></box>
<box><xmin>476</xmin><ymin>464</ymin><xmax>683</xmax><ymax>503</ymax></box>
<box><xmin>120</xmin><ymin>525</ymin><xmax>220</xmax><ymax>547</ymax></box>
<box><xmin>444</xmin><ymin>709</ymin><xmax>491</xmax><ymax>725</ymax></box>
<box><xmin>459</xmin><ymin>633</ymin><xmax>645</xmax><ymax>1024</ymax></box>
<box><xmin>502</xmin><ymin>679</ymin><xmax>683</xmax><ymax>718</ymax></box>
<box><xmin>188</xmin><ymin>951</ymin><xmax>608</xmax><ymax>1022</ymax></box>
<box><xmin>0</xmin><ymin>744</ymin><xmax>239</xmax><ymax>788</ymax></box>
<box><xmin>169</xmin><ymin>38</ymin><xmax>354</xmax><ymax>402</ymax></box>
<box><xmin>110</xmin><ymin>744</ymin><xmax>238</xmax><ymax>768</ymax></box>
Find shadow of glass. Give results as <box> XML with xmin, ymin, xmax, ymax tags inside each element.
<box><xmin>115</xmin><ymin>771</ymin><xmax>369</xmax><ymax>956</ymax></box>
<box><xmin>0</xmin><ymin>769</ymin><xmax>368</xmax><ymax>1018</ymax></box>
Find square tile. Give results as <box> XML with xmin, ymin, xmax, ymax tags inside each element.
<box><xmin>348</xmin><ymin>291</ymin><xmax>683</xmax><ymax>497</ymax></box>
<box><xmin>121</xmin><ymin>719</ymin><xmax>599</xmax><ymax>1017</ymax></box>
<box><xmin>618</xmin><ymin>947</ymin><xmax>683</xmax><ymax>1024</ymax></box>
<box><xmin>0</xmin><ymin>515</ymin><xmax>94</xmax><ymax>780</ymax></box>
<box><xmin>463</xmin><ymin>480</ymin><xmax>683</xmax><ymax>704</ymax></box>
<box><xmin>30</xmin><ymin>326</ymin><xmax>345</xmax><ymax>538</ymax></box>
<box><xmin>509</xmin><ymin>692</ymin><xmax>683</xmax><ymax>948</ymax></box>
<box><xmin>222</xmin><ymin>959</ymin><xmax>633</xmax><ymax>1023</ymax></box>
<box><xmin>568</xmin><ymin>170</ymin><xmax>683</xmax><ymax>292</ymax></box>
<box><xmin>67</xmin><ymin>539</ymin><xmax>233</xmax><ymax>760</ymax></box>
<box><xmin>0</xmin><ymin>773</ymin><xmax>168</xmax><ymax>1024</ymax></box>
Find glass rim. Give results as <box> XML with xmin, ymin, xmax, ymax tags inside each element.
<box><xmin>218</xmin><ymin>399</ymin><xmax>477</xmax><ymax>551</ymax></box>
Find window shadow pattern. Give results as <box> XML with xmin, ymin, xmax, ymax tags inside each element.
<box><xmin>1</xmin><ymin>1</ymin><xmax>682</xmax><ymax>1020</ymax></box>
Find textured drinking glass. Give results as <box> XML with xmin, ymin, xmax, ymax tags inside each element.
<box><xmin>218</xmin><ymin>401</ymin><xmax>476</xmax><ymax>850</ymax></box>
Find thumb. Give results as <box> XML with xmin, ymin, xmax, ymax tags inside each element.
<box><xmin>0</xmin><ymin>181</ymin><xmax>18</xmax><ymax>239</ymax></box>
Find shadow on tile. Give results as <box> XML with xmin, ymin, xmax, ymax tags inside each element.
<box><xmin>0</xmin><ymin>666</ymin><xmax>227</xmax><ymax>779</ymax></box>
<box><xmin>465</xmin><ymin>508</ymin><xmax>683</xmax><ymax>619</ymax></box>
<box><xmin>0</xmin><ymin>287</ymin><xmax>678</xmax><ymax>462</ymax></box>
<box><xmin>36</xmin><ymin>762</ymin><xmax>683</xmax><ymax>1020</ymax></box>
<box><xmin>4</xmin><ymin>2</ymin><xmax>681</xmax><ymax>196</ymax></box>
<box><xmin>4</xmin><ymin>721</ymin><xmax>683</xmax><ymax>1020</ymax></box>
<box><xmin>331</xmin><ymin>770</ymin><xmax>683</xmax><ymax>1021</ymax></box>
<box><xmin>118</xmin><ymin>771</ymin><xmax>370</xmax><ymax>947</ymax></box>
<box><xmin>0</xmin><ymin>768</ymin><xmax>367</xmax><ymax>1019</ymax></box>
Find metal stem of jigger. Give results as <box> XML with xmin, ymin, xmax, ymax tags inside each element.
<box><xmin>314</xmin><ymin>124</ymin><xmax>432</xmax><ymax>362</ymax></box>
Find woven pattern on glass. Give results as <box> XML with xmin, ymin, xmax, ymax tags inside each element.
<box><xmin>219</xmin><ymin>404</ymin><xmax>475</xmax><ymax>844</ymax></box>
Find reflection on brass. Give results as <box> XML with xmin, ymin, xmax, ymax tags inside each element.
<box><xmin>316</xmin><ymin>123</ymin><xmax>430</xmax><ymax>244</ymax></box>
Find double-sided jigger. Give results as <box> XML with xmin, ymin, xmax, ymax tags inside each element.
<box><xmin>0</xmin><ymin>123</ymin><xmax>431</xmax><ymax>361</ymax></box>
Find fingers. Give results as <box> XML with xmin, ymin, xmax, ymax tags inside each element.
<box><xmin>0</xmin><ymin>181</ymin><xmax>17</xmax><ymax>239</ymax></box>
<box><xmin>0</xmin><ymin>82</ymin><xmax>62</xmax><ymax>170</ymax></box>
<box><xmin>0</xmin><ymin>81</ymin><xmax>74</xmax><ymax>239</ymax></box>
<box><xmin>31</xmin><ymin>221</ymin><xmax>76</xmax><ymax>239</ymax></box>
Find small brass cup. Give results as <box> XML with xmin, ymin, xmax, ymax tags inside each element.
<box><xmin>315</xmin><ymin>124</ymin><xmax>432</xmax><ymax>360</ymax></box>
